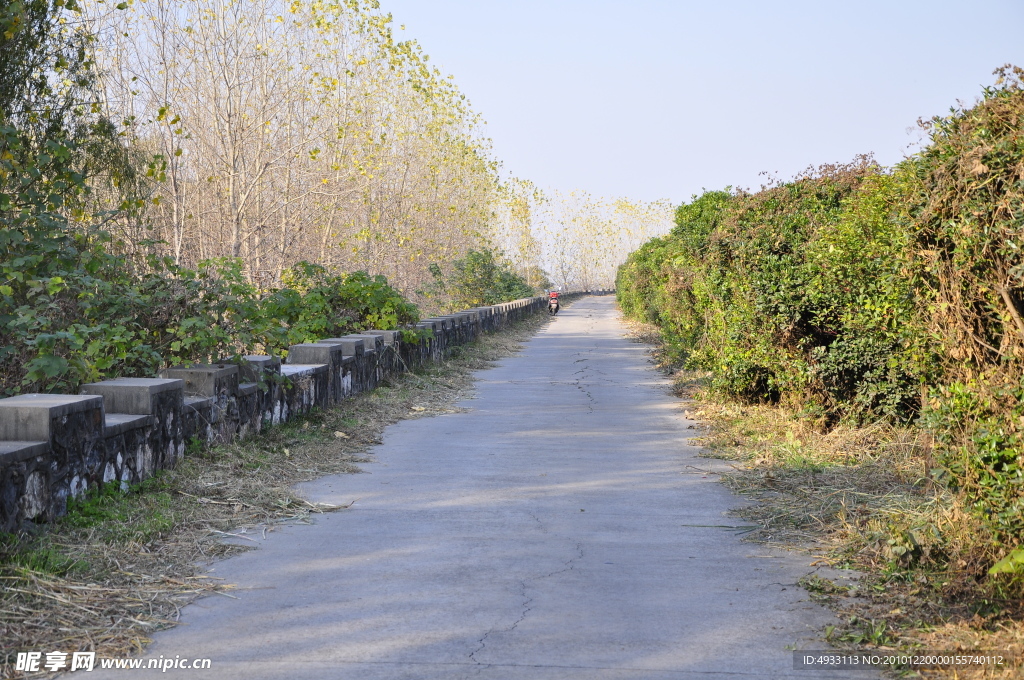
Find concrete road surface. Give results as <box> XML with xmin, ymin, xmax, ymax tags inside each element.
<box><xmin>92</xmin><ymin>297</ymin><xmax>875</xmax><ymax>679</ymax></box>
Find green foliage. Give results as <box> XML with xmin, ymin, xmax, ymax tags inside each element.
<box><xmin>912</xmin><ymin>65</ymin><xmax>1024</xmax><ymax>547</ymax></box>
<box><xmin>264</xmin><ymin>262</ymin><xmax>420</xmax><ymax>352</ymax></box>
<box><xmin>989</xmin><ymin>547</ymin><xmax>1024</xmax><ymax>575</ymax></box>
<box><xmin>617</xmin><ymin>190</ymin><xmax>732</xmax><ymax>364</ymax></box>
<box><xmin>616</xmin><ymin>235</ymin><xmax>687</xmax><ymax>362</ymax></box>
<box><xmin>924</xmin><ymin>379</ymin><xmax>1024</xmax><ymax>547</ymax></box>
<box><xmin>63</xmin><ymin>477</ymin><xmax>176</xmax><ymax>544</ymax></box>
<box><xmin>0</xmin><ymin>532</ymin><xmax>87</xmax><ymax>575</ymax></box>
<box><xmin>801</xmin><ymin>169</ymin><xmax>928</xmax><ymax>421</ymax></box>
<box><xmin>0</xmin><ymin>253</ymin><xmax>420</xmax><ymax>393</ymax></box>
<box><xmin>0</xmin><ymin>0</ymin><xmax>154</xmax><ymax>393</ymax></box>
<box><xmin>426</xmin><ymin>248</ymin><xmax>535</xmax><ymax>311</ymax></box>
<box><xmin>619</xmin><ymin>164</ymin><xmax>924</xmax><ymax>421</ymax></box>
<box><xmin>617</xmin><ymin>67</ymin><xmax>1024</xmax><ymax>554</ymax></box>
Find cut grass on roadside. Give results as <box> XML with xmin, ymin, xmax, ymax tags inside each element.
<box><xmin>624</xmin><ymin>319</ymin><xmax>1024</xmax><ymax>680</ymax></box>
<box><xmin>0</xmin><ymin>312</ymin><xmax>552</xmax><ymax>680</ymax></box>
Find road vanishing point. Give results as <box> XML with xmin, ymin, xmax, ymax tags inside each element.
<box><xmin>94</xmin><ymin>297</ymin><xmax>875</xmax><ymax>679</ymax></box>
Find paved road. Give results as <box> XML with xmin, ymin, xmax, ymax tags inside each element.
<box><xmin>97</xmin><ymin>297</ymin><xmax>874</xmax><ymax>679</ymax></box>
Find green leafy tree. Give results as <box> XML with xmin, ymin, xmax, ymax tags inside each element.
<box><xmin>427</xmin><ymin>249</ymin><xmax>535</xmax><ymax>311</ymax></box>
<box><xmin>0</xmin><ymin>0</ymin><xmax>153</xmax><ymax>392</ymax></box>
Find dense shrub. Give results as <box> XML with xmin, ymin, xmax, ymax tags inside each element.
<box><xmin>0</xmin><ymin>0</ymin><xmax>153</xmax><ymax>393</ymax></box>
<box><xmin>619</xmin><ymin>162</ymin><xmax>924</xmax><ymax>422</ymax></box>
<box><xmin>618</xmin><ymin>68</ymin><xmax>1024</xmax><ymax>552</ymax></box>
<box><xmin>914</xmin><ymin>66</ymin><xmax>1024</xmax><ymax>546</ymax></box>
<box><xmin>0</xmin><ymin>251</ymin><xmax>421</xmax><ymax>395</ymax></box>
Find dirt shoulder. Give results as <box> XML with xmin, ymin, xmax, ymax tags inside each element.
<box><xmin>623</xmin><ymin>320</ymin><xmax>1023</xmax><ymax>680</ymax></box>
<box><xmin>0</xmin><ymin>313</ymin><xmax>553</xmax><ymax>679</ymax></box>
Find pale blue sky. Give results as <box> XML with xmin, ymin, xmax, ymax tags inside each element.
<box><xmin>383</xmin><ymin>0</ymin><xmax>1024</xmax><ymax>204</ymax></box>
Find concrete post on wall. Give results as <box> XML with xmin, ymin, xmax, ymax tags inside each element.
<box><xmin>279</xmin><ymin>362</ymin><xmax>329</xmax><ymax>421</ymax></box>
<box><xmin>159</xmin><ymin>364</ymin><xmax>240</xmax><ymax>445</ymax></box>
<box><xmin>418</xmin><ymin>320</ymin><xmax>440</xmax><ymax>359</ymax></box>
<box><xmin>330</xmin><ymin>335</ymin><xmax>381</xmax><ymax>392</ymax></box>
<box><xmin>415</xmin><ymin>320</ymin><xmax>441</xmax><ymax>363</ymax></box>
<box><xmin>80</xmin><ymin>377</ymin><xmax>186</xmax><ymax>483</ymax></box>
<box><xmin>348</xmin><ymin>334</ymin><xmax>385</xmax><ymax>390</ymax></box>
<box><xmin>228</xmin><ymin>355</ymin><xmax>282</xmax><ymax>433</ymax></box>
<box><xmin>363</xmin><ymin>330</ymin><xmax>402</xmax><ymax>376</ymax></box>
<box><xmin>0</xmin><ymin>394</ymin><xmax>105</xmax><ymax>528</ymax></box>
<box><xmin>313</xmin><ymin>337</ymin><xmax>366</xmax><ymax>397</ymax></box>
<box><xmin>287</xmin><ymin>343</ymin><xmax>349</xmax><ymax>406</ymax></box>
<box><xmin>406</xmin><ymin>322</ymin><xmax>434</xmax><ymax>369</ymax></box>
<box><xmin>434</xmin><ymin>318</ymin><xmax>453</xmax><ymax>357</ymax></box>
<box><xmin>434</xmin><ymin>316</ymin><xmax>457</xmax><ymax>348</ymax></box>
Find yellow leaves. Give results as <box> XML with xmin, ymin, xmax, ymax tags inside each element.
<box><xmin>88</xmin><ymin>0</ymin><xmax>518</xmax><ymax>284</ymax></box>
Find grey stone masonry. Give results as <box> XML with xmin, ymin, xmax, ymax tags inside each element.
<box><xmin>80</xmin><ymin>378</ymin><xmax>187</xmax><ymax>489</ymax></box>
<box><xmin>0</xmin><ymin>394</ymin><xmax>105</xmax><ymax>528</ymax></box>
<box><xmin>287</xmin><ymin>343</ymin><xmax>348</xmax><ymax>405</ymax></box>
<box><xmin>182</xmin><ymin>396</ymin><xmax>215</xmax><ymax>446</ymax></box>
<box><xmin>221</xmin><ymin>356</ymin><xmax>285</xmax><ymax>435</ymax></box>
<box><xmin>160</xmin><ymin>364</ymin><xmax>241</xmax><ymax>444</ymax></box>
<box><xmin>279</xmin><ymin>363</ymin><xmax>329</xmax><ymax>417</ymax></box>
<box><xmin>0</xmin><ymin>294</ymin><xmax>553</xmax><ymax>531</ymax></box>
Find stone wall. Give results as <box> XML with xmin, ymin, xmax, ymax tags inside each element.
<box><xmin>0</xmin><ymin>296</ymin><xmax>549</xmax><ymax>532</ymax></box>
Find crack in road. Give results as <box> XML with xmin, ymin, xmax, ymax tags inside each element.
<box><xmin>468</xmin><ymin>542</ymin><xmax>585</xmax><ymax>668</ymax></box>
<box><xmin>468</xmin><ymin>579</ymin><xmax>532</xmax><ymax>669</ymax></box>
<box><xmin>570</xmin><ymin>351</ymin><xmax>597</xmax><ymax>413</ymax></box>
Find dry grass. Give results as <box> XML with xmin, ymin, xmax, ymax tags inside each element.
<box><xmin>0</xmin><ymin>313</ymin><xmax>551</xmax><ymax>679</ymax></box>
<box><xmin>623</xmin><ymin>320</ymin><xmax>1024</xmax><ymax>680</ymax></box>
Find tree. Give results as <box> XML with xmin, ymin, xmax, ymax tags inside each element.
<box><xmin>86</xmin><ymin>0</ymin><xmax>530</xmax><ymax>307</ymax></box>
<box><xmin>0</xmin><ymin>0</ymin><xmax>150</xmax><ymax>393</ymax></box>
<box><xmin>534</xmin><ymin>191</ymin><xmax>672</xmax><ymax>290</ymax></box>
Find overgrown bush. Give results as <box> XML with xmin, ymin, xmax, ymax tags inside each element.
<box><xmin>0</xmin><ymin>0</ymin><xmax>154</xmax><ymax>393</ymax></box>
<box><xmin>618</xmin><ymin>66</ymin><xmax>1024</xmax><ymax>558</ymax></box>
<box><xmin>914</xmin><ymin>65</ymin><xmax>1024</xmax><ymax>549</ymax></box>
<box><xmin>0</xmin><ymin>252</ymin><xmax>420</xmax><ymax>395</ymax></box>
<box><xmin>619</xmin><ymin>161</ymin><xmax>924</xmax><ymax>422</ymax></box>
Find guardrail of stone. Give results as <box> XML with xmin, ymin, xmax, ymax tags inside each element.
<box><xmin>0</xmin><ymin>295</ymin><xmax>551</xmax><ymax>531</ymax></box>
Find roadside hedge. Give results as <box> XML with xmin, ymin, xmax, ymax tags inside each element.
<box><xmin>617</xmin><ymin>67</ymin><xmax>1024</xmax><ymax>554</ymax></box>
